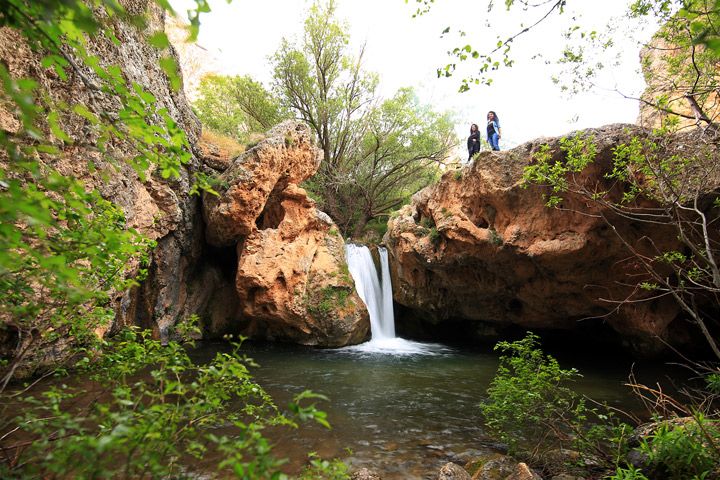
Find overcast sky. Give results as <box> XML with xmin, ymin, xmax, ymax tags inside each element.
<box><xmin>169</xmin><ymin>0</ymin><xmax>656</xmax><ymax>156</ymax></box>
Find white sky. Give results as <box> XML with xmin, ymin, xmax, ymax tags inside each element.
<box><xmin>170</xmin><ymin>0</ymin><xmax>656</xmax><ymax>156</ymax></box>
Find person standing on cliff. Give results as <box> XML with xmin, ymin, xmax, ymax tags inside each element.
<box><xmin>486</xmin><ymin>111</ymin><xmax>501</xmax><ymax>151</ymax></box>
<box><xmin>467</xmin><ymin>123</ymin><xmax>481</xmax><ymax>161</ymax></box>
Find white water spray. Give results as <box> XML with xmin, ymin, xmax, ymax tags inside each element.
<box><xmin>344</xmin><ymin>244</ymin><xmax>391</xmax><ymax>340</ymax></box>
<box><xmin>344</xmin><ymin>244</ymin><xmax>446</xmax><ymax>355</ymax></box>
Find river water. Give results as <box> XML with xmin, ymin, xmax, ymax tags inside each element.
<box><xmin>188</xmin><ymin>244</ymin><xmax>667</xmax><ymax>478</ymax></box>
<box><xmin>191</xmin><ymin>340</ymin><xmax>656</xmax><ymax>479</ymax></box>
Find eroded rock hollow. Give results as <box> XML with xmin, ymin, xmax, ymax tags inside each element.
<box><xmin>384</xmin><ymin>124</ymin><xmax>717</xmax><ymax>356</ymax></box>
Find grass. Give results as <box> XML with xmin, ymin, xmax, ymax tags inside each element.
<box><xmin>200</xmin><ymin>128</ymin><xmax>246</xmax><ymax>158</ymax></box>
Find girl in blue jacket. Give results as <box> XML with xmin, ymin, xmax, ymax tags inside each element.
<box><xmin>486</xmin><ymin>111</ymin><xmax>501</xmax><ymax>151</ymax></box>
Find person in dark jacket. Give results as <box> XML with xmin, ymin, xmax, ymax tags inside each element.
<box><xmin>486</xmin><ymin>111</ymin><xmax>501</xmax><ymax>151</ymax></box>
<box><xmin>467</xmin><ymin>123</ymin><xmax>481</xmax><ymax>160</ymax></box>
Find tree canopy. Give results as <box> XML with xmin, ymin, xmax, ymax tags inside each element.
<box><xmin>193</xmin><ymin>74</ymin><xmax>290</xmax><ymax>142</ymax></box>
<box><xmin>271</xmin><ymin>0</ymin><xmax>456</xmax><ymax>236</ymax></box>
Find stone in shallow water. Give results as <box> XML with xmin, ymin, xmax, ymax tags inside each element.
<box><xmin>437</xmin><ymin>462</ymin><xmax>472</xmax><ymax>480</ymax></box>
<box><xmin>351</xmin><ymin>467</ymin><xmax>382</xmax><ymax>480</ymax></box>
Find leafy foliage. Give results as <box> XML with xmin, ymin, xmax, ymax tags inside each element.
<box><xmin>522</xmin><ymin>133</ymin><xmax>598</xmax><ymax>207</ymax></box>
<box><xmin>297</xmin><ymin>453</ymin><xmax>351</xmax><ymax>480</ymax></box>
<box><xmin>194</xmin><ymin>74</ymin><xmax>290</xmax><ymax>142</ymax></box>
<box><xmin>637</xmin><ymin>417</ymin><xmax>720</xmax><ymax>480</ymax></box>
<box><xmin>0</xmin><ymin>329</ymin><xmax>336</xmax><ymax>479</ymax></box>
<box><xmin>0</xmin><ymin>0</ymin><xmax>221</xmax><ymax>384</ymax></box>
<box><xmin>480</xmin><ymin>333</ymin><xmax>586</xmax><ymax>453</ymax></box>
<box><xmin>480</xmin><ymin>334</ymin><xmax>720</xmax><ymax>479</ymax></box>
<box><xmin>272</xmin><ymin>1</ymin><xmax>455</xmax><ymax>236</ymax></box>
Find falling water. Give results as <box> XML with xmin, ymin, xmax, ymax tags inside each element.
<box><xmin>344</xmin><ymin>243</ymin><xmax>445</xmax><ymax>354</ymax></box>
<box><xmin>378</xmin><ymin>248</ymin><xmax>395</xmax><ymax>338</ymax></box>
<box><xmin>344</xmin><ymin>243</ymin><xmax>387</xmax><ymax>339</ymax></box>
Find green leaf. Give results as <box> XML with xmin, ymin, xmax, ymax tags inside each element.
<box><xmin>148</xmin><ymin>32</ymin><xmax>170</xmax><ymax>49</ymax></box>
<box><xmin>48</xmin><ymin>111</ymin><xmax>72</xmax><ymax>143</ymax></box>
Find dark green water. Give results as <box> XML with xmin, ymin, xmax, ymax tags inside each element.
<box><xmin>192</xmin><ymin>339</ymin><xmax>666</xmax><ymax>479</ymax></box>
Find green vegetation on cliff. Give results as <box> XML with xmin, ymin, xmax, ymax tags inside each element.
<box><xmin>0</xmin><ymin>1</ymin><xmax>348</xmax><ymax>478</ymax></box>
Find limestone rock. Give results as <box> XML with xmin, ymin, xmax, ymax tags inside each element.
<box><xmin>505</xmin><ymin>463</ymin><xmax>542</xmax><ymax>480</ymax></box>
<box><xmin>202</xmin><ymin>120</ymin><xmax>322</xmax><ymax>247</ymax></box>
<box><xmin>384</xmin><ymin>124</ymin><xmax>716</xmax><ymax>356</ymax></box>
<box><xmin>438</xmin><ymin>462</ymin><xmax>472</xmax><ymax>480</ymax></box>
<box><xmin>467</xmin><ymin>454</ymin><xmax>517</xmax><ymax>480</ymax></box>
<box><xmin>199</xmin><ymin>121</ymin><xmax>368</xmax><ymax>346</ymax></box>
<box><xmin>234</xmin><ymin>184</ymin><xmax>369</xmax><ymax>346</ymax></box>
<box><xmin>351</xmin><ymin>468</ymin><xmax>382</xmax><ymax>480</ymax></box>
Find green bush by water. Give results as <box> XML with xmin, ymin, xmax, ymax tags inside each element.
<box><xmin>481</xmin><ymin>333</ymin><xmax>720</xmax><ymax>479</ymax></box>
<box><xmin>0</xmin><ymin>327</ymin><xmax>345</xmax><ymax>479</ymax></box>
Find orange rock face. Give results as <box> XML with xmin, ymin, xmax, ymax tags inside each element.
<box><xmin>203</xmin><ymin>121</ymin><xmax>369</xmax><ymax>346</ymax></box>
<box><xmin>384</xmin><ymin>124</ymin><xmax>699</xmax><ymax>356</ymax></box>
<box><xmin>236</xmin><ymin>185</ymin><xmax>369</xmax><ymax>346</ymax></box>
<box><xmin>203</xmin><ymin>121</ymin><xmax>322</xmax><ymax>247</ymax></box>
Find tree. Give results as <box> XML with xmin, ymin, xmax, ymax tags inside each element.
<box><xmin>193</xmin><ymin>74</ymin><xmax>290</xmax><ymax>142</ymax></box>
<box><xmin>412</xmin><ymin>0</ymin><xmax>720</xmax><ymax>125</ymax></box>
<box><xmin>310</xmin><ymin>87</ymin><xmax>454</xmax><ymax>236</ymax></box>
<box><xmin>632</xmin><ymin>0</ymin><xmax>720</xmax><ymax>128</ymax></box>
<box><xmin>271</xmin><ymin>0</ymin><xmax>455</xmax><ymax>236</ymax></box>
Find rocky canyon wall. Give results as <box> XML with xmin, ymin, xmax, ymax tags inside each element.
<box><xmin>384</xmin><ymin>124</ymin><xmax>719</xmax><ymax>356</ymax></box>
<box><xmin>0</xmin><ymin>0</ymin><xmax>368</xmax><ymax>356</ymax></box>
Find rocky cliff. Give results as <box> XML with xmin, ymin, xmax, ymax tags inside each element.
<box><xmin>0</xmin><ymin>0</ymin><xmax>367</xmax><ymax>355</ymax></box>
<box><xmin>384</xmin><ymin>124</ymin><xmax>717</xmax><ymax>356</ymax></box>
<box><xmin>202</xmin><ymin>121</ymin><xmax>369</xmax><ymax>346</ymax></box>
<box><xmin>0</xmin><ymin>0</ymin><xmax>209</xmax><ymax>344</ymax></box>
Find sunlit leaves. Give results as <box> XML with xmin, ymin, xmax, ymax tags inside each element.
<box><xmin>194</xmin><ymin>74</ymin><xmax>290</xmax><ymax>141</ymax></box>
<box><xmin>522</xmin><ymin>133</ymin><xmax>597</xmax><ymax>206</ymax></box>
<box><xmin>0</xmin><ymin>0</ymin><xmax>223</xmax><ymax>384</ymax></box>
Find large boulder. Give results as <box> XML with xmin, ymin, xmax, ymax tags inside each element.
<box><xmin>384</xmin><ymin>124</ymin><xmax>715</xmax><ymax>356</ymax></box>
<box><xmin>203</xmin><ymin>122</ymin><xmax>369</xmax><ymax>346</ymax></box>
<box><xmin>203</xmin><ymin>121</ymin><xmax>321</xmax><ymax>247</ymax></box>
<box><xmin>234</xmin><ymin>185</ymin><xmax>369</xmax><ymax>346</ymax></box>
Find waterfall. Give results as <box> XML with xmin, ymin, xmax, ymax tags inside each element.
<box><xmin>344</xmin><ymin>244</ymin><xmax>395</xmax><ymax>340</ymax></box>
<box><xmin>344</xmin><ymin>244</ymin><xmax>445</xmax><ymax>355</ymax></box>
<box><xmin>379</xmin><ymin>248</ymin><xmax>395</xmax><ymax>338</ymax></box>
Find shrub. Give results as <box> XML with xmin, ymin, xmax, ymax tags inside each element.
<box><xmin>638</xmin><ymin>417</ymin><xmax>720</xmax><ymax>480</ymax></box>
<box><xmin>480</xmin><ymin>333</ymin><xmax>586</xmax><ymax>454</ymax></box>
<box><xmin>0</xmin><ymin>329</ymin><xmax>331</xmax><ymax>479</ymax></box>
<box><xmin>297</xmin><ymin>453</ymin><xmax>350</xmax><ymax>480</ymax></box>
<box><xmin>429</xmin><ymin>227</ymin><xmax>442</xmax><ymax>245</ymax></box>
